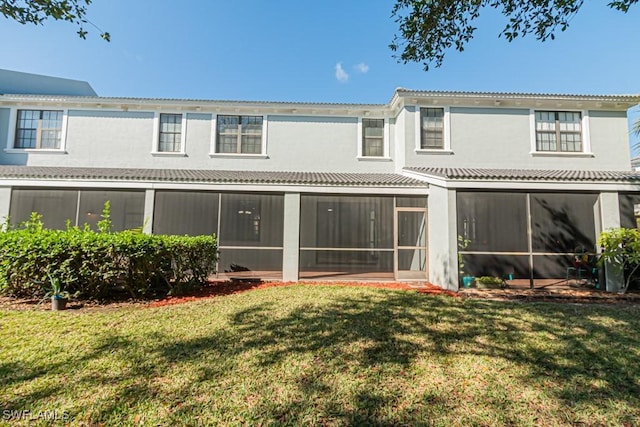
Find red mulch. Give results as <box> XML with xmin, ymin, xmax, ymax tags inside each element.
<box><xmin>147</xmin><ymin>280</ymin><xmax>457</xmax><ymax>308</ymax></box>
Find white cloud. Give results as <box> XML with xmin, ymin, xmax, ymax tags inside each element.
<box><xmin>355</xmin><ymin>62</ymin><xmax>369</xmax><ymax>73</ymax></box>
<box><xmin>335</xmin><ymin>62</ymin><xmax>349</xmax><ymax>83</ymax></box>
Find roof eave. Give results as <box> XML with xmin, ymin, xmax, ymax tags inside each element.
<box><xmin>395</xmin><ymin>89</ymin><xmax>640</xmax><ymax>110</ymax></box>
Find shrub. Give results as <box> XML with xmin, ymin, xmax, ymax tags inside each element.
<box><xmin>476</xmin><ymin>276</ymin><xmax>504</xmax><ymax>285</ymax></box>
<box><xmin>0</xmin><ymin>214</ymin><xmax>217</xmax><ymax>300</ymax></box>
<box><xmin>598</xmin><ymin>227</ymin><xmax>640</xmax><ymax>292</ymax></box>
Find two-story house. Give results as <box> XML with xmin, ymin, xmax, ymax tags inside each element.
<box><xmin>1</xmin><ymin>70</ymin><xmax>639</xmax><ymax>291</ymax></box>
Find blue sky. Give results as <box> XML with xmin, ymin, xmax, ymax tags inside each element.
<box><xmin>1</xmin><ymin>0</ymin><xmax>639</xmax><ymax>147</ymax></box>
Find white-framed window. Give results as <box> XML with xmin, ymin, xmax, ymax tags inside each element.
<box><xmin>535</xmin><ymin>111</ymin><xmax>582</xmax><ymax>152</ymax></box>
<box><xmin>530</xmin><ymin>110</ymin><xmax>591</xmax><ymax>155</ymax></box>
<box><xmin>362</xmin><ymin>118</ymin><xmax>384</xmax><ymax>157</ymax></box>
<box><xmin>414</xmin><ymin>106</ymin><xmax>451</xmax><ymax>153</ymax></box>
<box><xmin>214</xmin><ymin>115</ymin><xmax>265</xmax><ymax>155</ymax></box>
<box><xmin>13</xmin><ymin>109</ymin><xmax>64</xmax><ymax>149</ymax></box>
<box><xmin>159</xmin><ymin>113</ymin><xmax>183</xmax><ymax>152</ymax></box>
<box><xmin>420</xmin><ymin>108</ymin><xmax>444</xmax><ymax>149</ymax></box>
<box><xmin>357</xmin><ymin>117</ymin><xmax>390</xmax><ymax>159</ymax></box>
<box><xmin>152</xmin><ymin>112</ymin><xmax>186</xmax><ymax>155</ymax></box>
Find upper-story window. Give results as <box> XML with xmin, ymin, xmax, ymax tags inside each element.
<box><xmin>420</xmin><ymin>108</ymin><xmax>444</xmax><ymax>149</ymax></box>
<box><xmin>14</xmin><ymin>110</ymin><xmax>63</xmax><ymax>149</ymax></box>
<box><xmin>362</xmin><ymin>118</ymin><xmax>384</xmax><ymax>157</ymax></box>
<box><xmin>535</xmin><ymin>111</ymin><xmax>582</xmax><ymax>152</ymax></box>
<box><xmin>158</xmin><ymin>113</ymin><xmax>183</xmax><ymax>152</ymax></box>
<box><xmin>216</xmin><ymin>115</ymin><xmax>263</xmax><ymax>154</ymax></box>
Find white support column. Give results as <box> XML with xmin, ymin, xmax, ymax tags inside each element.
<box><xmin>427</xmin><ymin>185</ymin><xmax>458</xmax><ymax>290</ymax></box>
<box><xmin>599</xmin><ymin>192</ymin><xmax>624</xmax><ymax>292</ymax></box>
<box><xmin>282</xmin><ymin>192</ymin><xmax>301</xmax><ymax>282</ymax></box>
<box><xmin>143</xmin><ymin>189</ymin><xmax>155</xmax><ymax>234</ymax></box>
<box><xmin>0</xmin><ymin>187</ymin><xmax>11</xmax><ymax>228</ymax></box>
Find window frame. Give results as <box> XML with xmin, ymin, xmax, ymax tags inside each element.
<box><xmin>357</xmin><ymin>117</ymin><xmax>390</xmax><ymax>160</ymax></box>
<box><xmin>414</xmin><ymin>106</ymin><xmax>452</xmax><ymax>153</ymax></box>
<box><xmin>530</xmin><ymin>109</ymin><xmax>592</xmax><ymax>156</ymax></box>
<box><xmin>151</xmin><ymin>112</ymin><xmax>187</xmax><ymax>156</ymax></box>
<box><xmin>5</xmin><ymin>107</ymin><xmax>68</xmax><ymax>153</ymax></box>
<box><xmin>210</xmin><ymin>114</ymin><xmax>268</xmax><ymax>157</ymax></box>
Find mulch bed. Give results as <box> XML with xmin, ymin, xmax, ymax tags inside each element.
<box><xmin>2</xmin><ymin>281</ymin><xmax>639</xmax><ymax>311</ymax></box>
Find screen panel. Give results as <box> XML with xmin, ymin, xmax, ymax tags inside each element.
<box><xmin>219</xmin><ymin>193</ymin><xmax>284</xmax><ymax>247</ymax></box>
<box><xmin>10</xmin><ymin>188</ymin><xmax>78</xmax><ymax>230</ymax></box>
<box><xmin>217</xmin><ymin>249</ymin><xmax>283</xmax><ymax>279</ymax></box>
<box><xmin>457</xmin><ymin>192</ymin><xmax>528</xmax><ymax>252</ymax></box>
<box><xmin>154</xmin><ymin>191</ymin><xmax>219</xmax><ymax>236</ymax></box>
<box><xmin>300</xmin><ymin>195</ymin><xmax>394</xmax><ymax>249</ymax></box>
<box><xmin>530</xmin><ymin>193</ymin><xmax>597</xmax><ymax>253</ymax></box>
<box><xmin>79</xmin><ymin>190</ymin><xmax>145</xmax><ymax>231</ymax></box>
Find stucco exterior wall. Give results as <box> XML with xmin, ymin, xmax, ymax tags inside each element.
<box><xmin>404</xmin><ymin>106</ymin><xmax>632</xmax><ymax>171</ymax></box>
<box><xmin>588</xmin><ymin>111</ymin><xmax>631</xmax><ymax>170</ymax></box>
<box><xmin>66</xmin><ymin>110</ymin><xmax>155</xmax><ymax>167</ymax></box>
<box><xmin>0</xmin><ymin>110</ymin><xmax>396</xmax><ymax>173</ymax></box>
<box><xmin>0</xmin><ymin>108</ymin><xmax>9</xmax><ymax>152</ymax></box>
<box><xmin>427</xmin><ymin>184</ymin><xmax>458</xmax><ymax>290</ymax></box>
<box><xmin>0</xmin><ymin>186</ymin><xmax>10</xmax><ymax>224</ymax></box>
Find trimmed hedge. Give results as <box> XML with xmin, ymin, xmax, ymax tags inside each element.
<box><xmin>0</xmin><ymin>215</ymin><xmax>218</xmax><ymax>300</ymax></box>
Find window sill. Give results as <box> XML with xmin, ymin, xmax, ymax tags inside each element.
<box><xmin>151</xmin><ymin>151</ymin><xmax>187</xmax><ymax>157</ymax></box>
<box><xmin>4</xmin><ymin>148</ymin><xmax>67</xmax><ymax>154</ymax></box>
<box><xmin>209</xmin><ymin>153</ymin><xmax>269</xmax><ymax>159</ymax></box>
<box><xmin>356</xmin><ymin>156</ymin><xmax>392</xmax><ymax>162</ymax></box>
<box><xmin>530</xmin><ymin>151</ymin><xmax>595</xmax><ymax>158</ymax></box>
<box><xmin>415</xmin><ymin>149</ymin><xmax>454</xmax><ymax>155</ymax></box>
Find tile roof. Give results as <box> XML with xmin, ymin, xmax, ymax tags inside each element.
<box><xmin>4</xmin><ymin>89</ymin><xmax>639</xmax><ymax>107</ymax></box>
<box><xmin>0</xmin><ymin>93</ymin><xmax>386</xmax><ymax>108</ymax></box>
<box><xmin>404</xmin><ymin>167</ymin><xmax>640</xmax><ymax>182</ymax></box>
<box><xmin>394</xmin><ymin>89</ymin><xmax>640</xmax><ymax>103</ymax></box>
<box><xmin>0</xmin><ymin>166</ymin><xmax>427</xmax><ymax>187</ymax></box>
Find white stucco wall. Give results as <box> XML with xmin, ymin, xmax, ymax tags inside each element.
<box><xmin>599</xmin><ymin>192</ymin><xmax>625</xmax><ymax>292</ymax></box>
<box><xmin>0</xmin><ymin>109</ymin><xmax>396</xmax><ymax>173</ymax></box>
<box><xmin>0</xmin><ymin>108</ymin><xmax>9</xmax><ymax>153</ymax></box>
<box><xmin>403</xmin><ymin>106</ymin><xmax>632</xmax><ymax>171</ymax></box>
<box><xmin>0</xmin><ymin>99</ymin><xmax>633</xmax><ymax>173</ymax></box>
<box><xmin>588</xmin><ymin>111</ymin><xmax>631</xmax><ymax>170</ymax></box>
<box><xmin>0</xmin><ymin>186</ymin><xmax>11</xmax><ymax>225</ymax></box>
<box><xmin>427</xmin><ymin>184</ymin><xmax>458</xmax><ymax>290</ymax></box>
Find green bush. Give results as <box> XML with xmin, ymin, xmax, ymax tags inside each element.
<box><xmin>599</xmin><ymin>227</ymin><xmax>640</xmax><ymax>292</ymax></box>
<box><xmin>0</xmin><ymin>214</ymin><xmax>217</xmax><ymax>300</ymax></box>
<box><xmin>476</xmin><ymin>276</ymin><xmax>504</xmax><ymax>285</ymax></box>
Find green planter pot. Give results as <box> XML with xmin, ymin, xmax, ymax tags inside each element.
<box><xmin>51</xmin><ymin>296</ymin><xmax>68</xmax><ymax>311</ymax></box>
<box><xmin>462</xmin><ymin>276</ymin><xmax>475</xmax><ymax>288</ymax></box>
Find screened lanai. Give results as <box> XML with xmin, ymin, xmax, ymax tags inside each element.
<box><xmin>456</xmin><ymin>191</ymin><xmax>599</xmax><ymax>287</ymax></box>
<box><xmin>405</xmin><ymin>166</ymin><xmax>640</xmax><ymax>290</ymax></box>
<box><xmin>1</xmin><ymin>166</ymin><xmax>429</xmax><ymax>282</ymax></box>
<box><xmin>298</xmin><ymin>195</ymin><xmax>427</xmax><ymax>280</ymax></box>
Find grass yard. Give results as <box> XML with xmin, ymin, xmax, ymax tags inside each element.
<box><xmin>1</xmin><ymin>285</ymin><xmax>640</xmax><ymax>426</ymax></box>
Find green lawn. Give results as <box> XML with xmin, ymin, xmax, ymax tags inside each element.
<box><xmin>1</xmin><ymin>286</ymin><xmax>639</xmax><ymax>426</ymax></box>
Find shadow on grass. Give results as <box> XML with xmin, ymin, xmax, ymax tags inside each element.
<box><xmin>160</xmin><ymin>293</ymin><xmax>640</xmax><ymax>424</ymax></box>
<box><xmin>3</xmin><ymin>289</ymin><xmax>640</xmax><ymax>424</ymax></box>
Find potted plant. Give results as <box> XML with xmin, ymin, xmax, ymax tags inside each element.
<box><xmin>458</xmin><ymin>235</ymin><xmax>474</xmax><ymax>288</ymax></box>
<box><xmin>475</xmin><ymin>276</ymin><xmax>506</xmax><ymax>289</ymax></box>
<box><xmin>45</xmin><ymin>275</ymin><xmax>70</xmax><ymax>311</ymax></box>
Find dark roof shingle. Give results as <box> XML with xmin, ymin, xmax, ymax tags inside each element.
<box><xmin>0</xmin><ymin>166</ymin><xmax>426</xmax><ymax>187</ymax></box>
<box><xmin>404</xmin><ymin>167</ymin><xmax>640</xmax><ymax>182</ymax></box>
